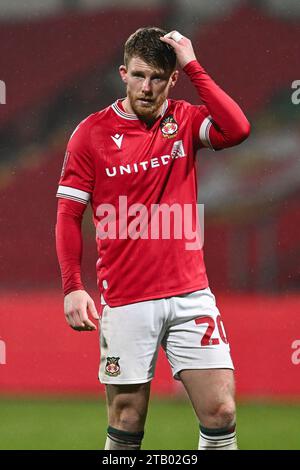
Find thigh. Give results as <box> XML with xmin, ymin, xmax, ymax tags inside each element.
<box><xmin>163</xmin><ymin>288</ymin><xmax>234</xmax><ymax>380</ymax></box>
<box><xmin>179</xmin><ymin>368</ymin><xmax>235</xmax><ymax>421</ymax></box>
<box><xmin>99</xmin><ymin>299</ymin><xmax>167</xmax><ymax>384</ymax></box>
<box><xmin>106</xmin><ymin>382</ymin><xmax>151</xmax><ymax>431</ymax></box>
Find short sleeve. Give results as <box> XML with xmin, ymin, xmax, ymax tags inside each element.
<box><xmin>56</xmin><ymin>117</ymin><xmax>95</xmax><ymax>204</ymax></box>
<box><xmin>190</xmin><ymin>104</ymin><xmax>215</xmax><ymax>151</ymax></box>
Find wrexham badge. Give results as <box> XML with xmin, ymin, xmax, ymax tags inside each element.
<box><xmin>160</xmin><ymin>115</ymin><xmax>178</xmax><ymax>138</ymax></box>
<box><xmin>105</xmin><ymin>357</ymin><xmax>121</xmax><ymax>377</ymax></box>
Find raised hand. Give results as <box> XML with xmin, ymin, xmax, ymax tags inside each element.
<box><xmin>160</xmin><ymin>30</ymin><xmax>197</xmax><ymax>69</ymax></box>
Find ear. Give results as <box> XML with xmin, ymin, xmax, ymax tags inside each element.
<box><xmin>169</xmin><ymin>70</ymin><xmax>179</xmax><ymax>89</ymax></box>
<box><xmin>119</xmin><ymin>65</ymin><xmax>128</xmax><ymax>84</ymax></box>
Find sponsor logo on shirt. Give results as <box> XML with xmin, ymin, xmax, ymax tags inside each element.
<box><xmin>160</xmin><ymin>115</ymin><xmax>178</xmax><ymax>138</ymax></box>
<box><xmin>105</xmin><ymin>140</ymin><xmax>186</xmax><ymax>177</ymax></box>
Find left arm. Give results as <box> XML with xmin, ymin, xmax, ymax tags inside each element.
<box><xmin>160</xmin><ymin>32</ymin><xmax>250</xmax><ymax>149</ymax></box>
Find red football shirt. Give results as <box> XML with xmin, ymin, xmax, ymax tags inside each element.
<box><xmin>56</xmin><ymin>60</ymin><xmax>250</xmax><ymax>306</ymax></box>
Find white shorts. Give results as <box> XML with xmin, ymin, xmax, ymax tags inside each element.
<box><xmin>99</xmin><ymin>288</ymin><xmax>234</xmax><ymax>384</ymax></box>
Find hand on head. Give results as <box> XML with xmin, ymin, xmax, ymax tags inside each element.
<box><xmin>160</xmin><ymin>30</ymin><xmax>197</xmax><ymax>69</ymax></box>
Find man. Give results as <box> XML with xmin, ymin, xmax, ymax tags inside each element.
<box><xmin>56</xmin><ymin>27</ymin><xmax>250</xmax><ymax>450</ymax></box>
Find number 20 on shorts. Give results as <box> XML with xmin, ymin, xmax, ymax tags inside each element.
<box><xmin>195</xmin><ymin>315</ymin><xmax>228</xmax><ymax>345</ymax></box>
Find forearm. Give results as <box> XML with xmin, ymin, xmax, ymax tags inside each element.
<box><xmin>55</xmin><ymin>198</ymin><xmax>85</xmax><ymax>295</ymax></box>
<box><xmin>184</xmin><ymin>60</ymin><xmax>250</xmax><ymax>147</ymax></box>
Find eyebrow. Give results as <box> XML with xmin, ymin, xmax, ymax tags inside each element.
<box><xmin>130</xmin><ymin>70</ymin><xmax>166</xmax><ymax>78</ymax></box>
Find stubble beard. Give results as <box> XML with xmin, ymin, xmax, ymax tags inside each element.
<box><xmin>128</xmin><ymin>89</ymin><xmax>166</xmax><ymax>123</ymax></box>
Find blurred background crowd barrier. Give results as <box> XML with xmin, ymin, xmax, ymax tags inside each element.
<box><xmin>0</xmin><ymin>0</ymin><xmax>299</xmax><ymax>397</ymax></box>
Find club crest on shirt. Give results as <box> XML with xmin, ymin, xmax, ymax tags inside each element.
<box><xmin>105</xmin><ymin>357</ymin><xmax>121</xmax><ymax>377</ymax></box>
<box><xmin>160</xmin><ymin>115</ymin><xmax>178</xmax><ymax>138</ymax></box>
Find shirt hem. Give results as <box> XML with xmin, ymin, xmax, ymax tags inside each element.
<box><xmin>101</xmin><ymin>281</ymin><xmax>209</xmax><ymax>308</ymax></box>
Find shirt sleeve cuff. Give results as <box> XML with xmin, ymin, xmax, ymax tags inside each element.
<box><xmin>56</xmin><ymin>185</ymin><xmax>91</xmax><ymax>204</ymax></box>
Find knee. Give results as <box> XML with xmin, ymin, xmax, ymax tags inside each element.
<box><xmin>204</xmin><ymin>400</ymin><xmax>236</xmax><ymax>429</ymax></box>
<box><xmin>110</xmin><ymin>400</ymin><xmax>146</xmax><ymax>432</ymax></box>
<box><xmin>216</xmin><ymin>401</ymin><xmax>236</xmax><ymax>427</ymax></box>
<box><xmin>118</xmin><ymin>407</ymin><xmax>145</xmax><ymax>432</ymax></box>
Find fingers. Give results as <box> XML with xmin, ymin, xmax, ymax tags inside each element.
<box><xmin>160</xmin><ymin>30</ymin><xmax>185</xmax><ymax>46</ymax></box>
<box><xmin>164</xmin><ymin>31</ymin><xmax>184</xmax><ymax>43</ymax></box>
<box><xmin>66</xmin><ymin>312</ymin><xmax>76</xmax><ymax>328</ymax></box>
<box><xmin>75</xmin><ymin>308</ymin><xmax>97</xmax><ymax>331</ymax></box>
<box><xmin>87</xmin><ymin>298</ymin><xmax>100</xmax><ymax>321</ymax></box>
<box><xmin>160</xmin><ymin>30</ymin><xmax>196</xmax><ymax>69</ymax></box>
<box><xmin>79</xmin><ymin>297</ymin><xmax>99</xmax><ymax>329</ymax></box>
<box><xmin>74</xmin><ymin>310</ymin><xmax>86</xmax><ymax>328</ymax></box>
<box><xmin>64</xmin><ymin>291</ymin><xmax>99</xmax><ymax>332</ymax></box>
<box><xmin>66</xmin><ymin>310</ymin><xmax>87</xmax><ymax>331</ymax></box>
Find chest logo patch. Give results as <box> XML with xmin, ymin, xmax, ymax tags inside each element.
<box><xmin>160</xmin><ymin>115</ymin><xmax>178</xmax><ymax>139</ymax></box>
<box><xmin>111</xmin><ymin>133</ymin><xmax>124</xmax><ymax>149</ymax></box>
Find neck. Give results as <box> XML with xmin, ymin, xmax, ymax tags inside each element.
<box><xmin>122</xmin><ymin>97</ymin><xmax>135</xmax><ymax>115</ymax></box>
<box><xmin>122</xmin><ymin>97</ymin><xmax>165</xmax><ymax>125</ymax></box>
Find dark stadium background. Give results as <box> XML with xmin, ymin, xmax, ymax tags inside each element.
<box><xmin>0</xmin><ymin>0</ymin><xmax>299</xmax><ymax>450</ymax></box>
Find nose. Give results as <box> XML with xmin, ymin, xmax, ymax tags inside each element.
<box><xmin>141</xmin><ymin>78</ymin><xmax>152</xmax><ymax>94</ymax></box>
